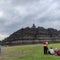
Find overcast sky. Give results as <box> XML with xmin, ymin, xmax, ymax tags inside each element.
<box><xmin>0</xmin><ymin>0</ymin><xmax>60</xmax><ymax>40</ymax></box>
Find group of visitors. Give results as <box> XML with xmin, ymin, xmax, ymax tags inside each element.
<box><xmin>43</xmin><ymin>40</ymin><xmax>60</xmax><ymax>56</ymax></box>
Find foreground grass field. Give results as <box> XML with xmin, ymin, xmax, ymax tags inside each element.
<box><xmin>0</xmin><ymin>43</ymin><xmax>60</xmax><ymax>60</ymax></box>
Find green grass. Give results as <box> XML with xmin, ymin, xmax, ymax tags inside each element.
<box><xmin>0</xmin><ymin>43</ymin><xmax>60</xmax><ymax>60</ymax></box>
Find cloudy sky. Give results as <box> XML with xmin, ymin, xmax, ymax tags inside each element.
<box><xmin>0</xmin><ymin>0</ymin><xmax>60</xmax><ymax>40</ymax></box>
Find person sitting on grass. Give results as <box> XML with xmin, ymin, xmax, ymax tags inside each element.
<box><xmin>48</xmin><ymin>47</ymin><xmax>54</xmax><ymax>55</ymax></box>
<box><xmin>56</xmin><ymin>49</ymin><xmax>60</xmax><ymax>56</ymax></box>
<box><xmin>54</xmin><ymin>48</ymin><xmax>60</xmax><ymax>56</ymax></box>
<box><xmin>54</xmin><ymin>48</ymin><xmax>58</xmax><ymax>55</ymax></box>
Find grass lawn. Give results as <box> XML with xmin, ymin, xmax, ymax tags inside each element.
<box><xmin>0</xmin><ymin>43</ymin><xmax>60</xmax><ymax>60</ymax></box>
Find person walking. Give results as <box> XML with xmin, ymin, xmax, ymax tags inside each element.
<box><xmin>43</xmin><ymin>40</ymin><xmax>48</xmax><ymax>55</ymax></box>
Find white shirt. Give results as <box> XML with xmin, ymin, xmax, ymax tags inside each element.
<box><xmin>49</xmin><ymin>49</ymin><xmax>54</xmax><ymax>54</ymax></box>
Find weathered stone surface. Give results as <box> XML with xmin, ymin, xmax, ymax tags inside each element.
<box><xmin>2</xmin><ymin>24</ymin><xmax>60</xmax><ymax>45</ymax></box>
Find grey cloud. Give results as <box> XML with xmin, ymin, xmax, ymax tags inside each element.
<box><xmin>11</xmin><ymin>0</ymin><xmax>39</xmax><ymax>6</ymax></box>
<box><xmin>0</xmin><ymin>0</ymin><xmax>60</xmax><ymax>40</ymax></box>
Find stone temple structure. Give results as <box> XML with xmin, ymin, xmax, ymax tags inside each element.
<box><xmin>2</xmin><ymin>24</ymin><xmax>60</xmax><ymax>45</ymax></box>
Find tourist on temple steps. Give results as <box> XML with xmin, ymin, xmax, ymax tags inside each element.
<box><xmin>43</xmin><ymin>40</ymin><xmax>48</xmax><ymax>54</ymax></box>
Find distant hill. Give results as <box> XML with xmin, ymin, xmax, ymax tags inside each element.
<box><xmin>2</xmin><ymin>24</ymin><xmax>60</xmax><ymax>45</ymax></box>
